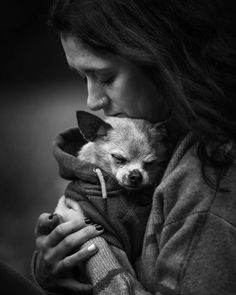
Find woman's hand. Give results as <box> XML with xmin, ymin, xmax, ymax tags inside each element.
<box><xmin>34</xmin><ymin>199</ymin><xmax>104</xmax><ymax>293</ymax></box>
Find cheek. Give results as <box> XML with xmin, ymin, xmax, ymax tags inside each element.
<box><xmin>115</xmin><ymin>167</ymin><xmax>127</xmax><ymax>182</ymax></box>
<box><xmin>107</xmin><ymin>76</ymin><xmax>137</xmax><ymax>108</ymax></box>
<box><xmin>142</xmin><ymin>170</ymin><xmax>149</xmax><ymax>185</ymax></box>
<box><xmin>111</xmin><ymin>165</ymin><xmax>118</xmax><ymax>175</ymax></box>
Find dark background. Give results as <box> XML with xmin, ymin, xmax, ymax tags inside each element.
<box><xmin>0</xmin><ymin>0</ymin><xmax>89</xmax><ymax>279</ymax></box>
<box><xmin>0</xmin><ymin>0</ymin><xmax>235</xmax><ymax>280</ymax></box>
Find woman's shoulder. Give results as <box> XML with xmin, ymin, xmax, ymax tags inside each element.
<box><xmin>156</xmin><ymin>133</ymin><xmax>236</xmax><ymax>226</ymax></box>
<box><xmin>163</xmin><ymin>132</ymin><xmax>236</xmax><ymax>183</ymax></box>
<box><xmin>162</xmin><ymin>132</ymin><xmax>202</xmax><ymax>182</ymax></box>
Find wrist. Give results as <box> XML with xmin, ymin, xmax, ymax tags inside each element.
<box><xmin>82</xmin><ymin>237</ymin><xmax>123</xmax><ymax>283</ymax></box>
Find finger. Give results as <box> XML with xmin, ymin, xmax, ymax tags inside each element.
<box><xmin>36</xmin><ymin>217</ymin><xmax>94</xmax><ymax>251</ymax></box>
<box><xmin>35</xmin><ymin>235</ymin><xmax>47</xmax><ymax>251</ymax></box>
<box><xmin>53</xmin><ymin>243</ymin><xmax>98</xmax><ymax>274</ymax></box>
<box><xmin>35</xmin><ymin>213</ymin><xmax>61</xmax><ymax>237</ymax></box>
<box><xmin>45</xmin><ymin>218</ymin><xmax>89</xmax><ymax>248</ymax></box>
<box><xmin>59</xmin><ymin>278</ymin><xmax>92</xmax><ymax>292</ymax></box>
<box><xmin>46</xmin><ymin>224</ymin><xmax>104</xmax><ymax>261</ymax></box>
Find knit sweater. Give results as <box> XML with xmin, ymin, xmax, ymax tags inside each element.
<box><xmin>76</xmin><ymin>132</ymin><xmax>236</xmax><ymax>295</ymax></box>
<box><xmin>53</xmin><ymin>128</ymin><xmax>155</xmax><ymax>263</ymax></box>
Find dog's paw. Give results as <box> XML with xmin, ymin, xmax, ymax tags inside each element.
<box><xmin>54</xmin><ymin>196</ymin><xmax>85</xmax><ymax>223</ymax></box>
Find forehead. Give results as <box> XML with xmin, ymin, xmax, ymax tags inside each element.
<box><xmin>106</xmin><ymin>118</ymin><xmax>155</xmax><ymax>157</ymax></box>
<box><xmin>61</xmin><ymin>36</ymin><xmax>118</xmax><ymax>71</ymax></box>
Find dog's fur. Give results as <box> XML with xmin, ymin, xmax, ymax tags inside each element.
<box><xmin>77</xmin><ymin>111</ymin><xmax>168</xmax><ymax>190</ymax></box>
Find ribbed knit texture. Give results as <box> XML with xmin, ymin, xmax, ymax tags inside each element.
<box><xmin>82</xmin><ymin>237</ymin><xmax>122</xmax><ymax>282</ymax></box>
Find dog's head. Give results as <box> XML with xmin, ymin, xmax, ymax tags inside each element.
<box><xmin>77</xmin><ymin>111</ymin><xmax>168</xmax><ymax>189</ymax></box>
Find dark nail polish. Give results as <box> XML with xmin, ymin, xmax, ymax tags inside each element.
<box><xmin>95</xmin><ymin>224</ymin><xmax>104</xmax><ymax>231</ymax></box>
<box><xmin>84</xmin><ymin>218</ymin><xmax>93</xmax><ymax>224</ymax></box>
<box><xmin>48</xmin><ymin>213</ymin><xmax>57</xmax><ymax>220</ymax></box>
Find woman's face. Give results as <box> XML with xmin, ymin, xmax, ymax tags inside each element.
<box><xmin>61</xmin><ymin>36</ymin><xmax>170</xmax><ymax>123</ymax></box>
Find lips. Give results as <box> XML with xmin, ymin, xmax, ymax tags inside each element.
<box><xmin>115</xmin><ymin>113</ymin><xmax>127</xmax><ymax>118</ymax></box>
<box><xmin>106</xmin><ymin>113</ymin><xmax>127</xmax><ymax>118</ymax></box>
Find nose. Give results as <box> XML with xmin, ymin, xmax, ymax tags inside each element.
<box><xmin>128</xmin><ymin>169</ymin><xmax>143</xmax><ymax>186</ymax></box>
<box><xmin>87</xmin><ymin>79</ymin><xmax>109</xmax><ymax>111</ymax></box>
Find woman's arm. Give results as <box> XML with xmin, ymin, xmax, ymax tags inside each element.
<box><xmin>51</xmin><ymin>196</ymin><xmax>153</xmax><ymax>294</ymax></box>
<box><xmin>81</xmin><ymin>208</ymin><xmax>236</xmax><ymax>295</ymax></box>
<box><xmin>82</xmin><ymin>236</ymin><xmax>152</xmax><ymax>295</ymax></box>
<box><xmin>33</xmin><ymin>207</ymin><xmax>104</xmax><ymax>294</ymax></box>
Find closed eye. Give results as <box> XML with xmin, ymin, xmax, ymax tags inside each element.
<box><xmin>100</xmin><ymin>75</ymin><xmax>115</xmax><ymax>86</ymax></box>
<box><xmin>144</xmin><ymin>159</ymin><xmax>157</xmax><ymax>167</ymax></box>
<box><xmin>111</xmin><ymin>153</ymin><xmax>127</xmax><ymax>164</ymax></box>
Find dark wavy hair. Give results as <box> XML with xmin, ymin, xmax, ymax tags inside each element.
<box><xmin>49</xmin><ymin>0</ymin><xmax>236</xmax><ymax>187</ymax></box>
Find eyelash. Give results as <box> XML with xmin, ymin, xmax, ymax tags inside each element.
<box><xmin>100</xmin><ymin>76</ymin><xmax>115</xmax><ymax>86</ymax></box>
<box><xmin>81</xmin><ymin>75</ymin><xmax>115</xmax><ymax>86</ymax></box>
<box><xmin>111</xmin><ymin>154</ymin><xmax>127</xmax><ymax>164</ymax></box>
<box><xmin>143</xmin><ymin>159</ymin><xmax>157</xmax><ymax>168</ymax></box>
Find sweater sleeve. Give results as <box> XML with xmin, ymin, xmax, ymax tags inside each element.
<box><xmin>82</xmin><ymin>237</ymin><xmax>153</xmax><ymax>295</ymax></box>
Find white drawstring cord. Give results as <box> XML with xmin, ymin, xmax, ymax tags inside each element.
<box><xmin>93</xmin><ymin>168</ymin><xmax>107</xmax><ymax>199</ymax></box>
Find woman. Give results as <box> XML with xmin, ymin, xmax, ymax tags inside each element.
<box><xmin>34</xmin><ymin>0</ymin><xmax>236</xmax><ymax>294</ymax></box>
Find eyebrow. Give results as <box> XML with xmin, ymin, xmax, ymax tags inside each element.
<box><xmin>69</xmin><ymin>65</ymin><xmax>115</xmax><ymax>77</ymax></box>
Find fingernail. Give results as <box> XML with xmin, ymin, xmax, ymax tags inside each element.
<box><xmin>95</xmin><ymin>224</ymin><xmax>104</xmax><ymax>231</ymax></box>
<box><xmin>48</xmin><ymin>213</ymin><xmax>57</xmax><ymax>220</ymax></box>
<box><xmin>87</xmin><ymin>244</ymin><xmax>97</xmax><ymax>251</ymax></box>
<box><xmin>84</xmin><ymin>218</ymin><xmax>93</xmax><ymax>224</ymax></box>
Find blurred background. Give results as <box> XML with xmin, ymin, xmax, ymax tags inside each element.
<box><xmin>0</xmin><ymin>0</ymin><xmax>90</xmax><ymax>279</ymax></box>
<box><xmin>0</xmin><ymin>0</ymin><xmax>235</xmax><ymax>281</ymax></box>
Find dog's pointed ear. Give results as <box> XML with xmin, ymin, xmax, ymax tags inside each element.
<box><xmin>76</xmin><ymin>111</ymin><xmax>112</xmax><ymax>142</ymax></box>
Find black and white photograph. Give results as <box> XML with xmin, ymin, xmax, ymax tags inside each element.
<box><xmin>0</xmin><ymin>1</ymin><xmax>236</xmax><ymax>294</ymax></box>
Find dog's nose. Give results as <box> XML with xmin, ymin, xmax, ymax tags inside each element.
<box><xmin>128</xmin><ymin>169</ymin><xmax>143</xmax><ymax>185</ymax></box>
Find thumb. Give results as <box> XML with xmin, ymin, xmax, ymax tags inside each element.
<box><xmin>35</xmin><ymin>213</ymin><xmax>61</xmax><ymax>237</ymax></box>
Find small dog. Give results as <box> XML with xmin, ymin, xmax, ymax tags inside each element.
<box><xmin>54</xmin><ymin>111</ymin><xmax>170</xmax><ymax>261</ymax></box>
<box><xmin>76</xmin><ymin>111</ymin><xmax>168</xmax><ymax>190</ymax></box>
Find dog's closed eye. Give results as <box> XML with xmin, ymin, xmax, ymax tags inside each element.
<box><xmin>111</xmin><ymin>153</ymin><xmax>127</xmax><ymax>165</ymax></box>
<box><xmin>143</xmin><ymin>158</ymin><xmax>157</xmax><ymax>168</ymax></box>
